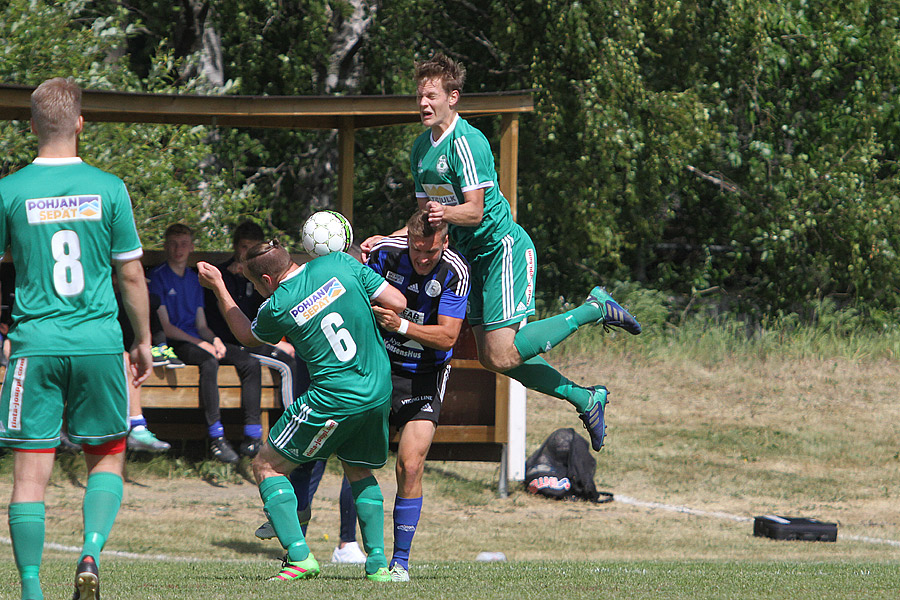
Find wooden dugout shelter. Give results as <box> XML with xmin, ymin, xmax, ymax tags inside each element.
<box><xmin>0</xmin><ymin>83</ymin><xmax>534</xmax><ymax>492</ymax></box>
<box><xmin>0</xmin><ymin>83</ymin><xmax>533</xmax><ymax>220</ymax></box>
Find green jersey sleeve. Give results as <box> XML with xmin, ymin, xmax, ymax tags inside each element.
<box><xmin>250</xmin><ymin>298</ymin><xmax>282</xmax><ymax>345</ymax></box>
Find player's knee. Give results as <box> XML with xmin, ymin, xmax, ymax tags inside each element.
<box><xmin>479</xmin><ymin>353</ymin><xmax>517</xmax><ymax>373</ymax></box>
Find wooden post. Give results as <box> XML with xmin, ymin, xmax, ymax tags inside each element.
<box><xmin>338</xmin><ymin>116</ymin><xmax>355</xmax><ymax>222</ymax></box>
<box><xmin>498</xmin><ymin>113</ymin><xmax>520</xmax><ymax>219</ymax></box>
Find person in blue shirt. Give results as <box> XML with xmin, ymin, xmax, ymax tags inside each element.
<box><xmin>148</xmin><ymin>223</ymin><xmax>262</xmax><ymax>463</ymax></box>
<box><xmin>365</xmin><ymin>209</ymin><xmax>470</xmax><ymax>582</ymax></box>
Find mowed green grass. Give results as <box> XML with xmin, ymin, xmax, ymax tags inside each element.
<box><xmin>3</xmin><ymin>557</ymin><xmax>898</xmax><ymax>600</ymax></box>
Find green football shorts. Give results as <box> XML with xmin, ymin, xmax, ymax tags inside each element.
<box><xmin>0</xmin><ymin>354</ymin><xmax>129</xmax><ymax>450</ymax></box>
<box><xmin>267</xmin><ymin>395</ymin><xmax>391</xmax><ymax>469</ymax></box>
<box><xmin>467</xmin><ymin>223</ymin><xmax>537</xmax><ymax>331</ymax></box>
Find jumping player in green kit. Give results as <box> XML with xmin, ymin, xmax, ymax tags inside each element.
<box><xmin>198</xmin><ymin>239</ymin><xmax>406</xmax><ymax>582</ymax></box>
<box><xmin>0</xmin><ymin>77</ymin><xmax>153</xmax><ymax>600</ymax></box>
<box><xmin>362</xmin><ymin>53</ymin><xmax>642</xmax><ymax>452</ymax></box>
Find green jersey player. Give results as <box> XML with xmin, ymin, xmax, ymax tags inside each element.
<box><xmin>198</xmin><ymin>240</ymin><xmax>406</xmax><ymax>583</ymax></box>
<box><xmin>362</xmin><ymin>53</ymin><xmax>642</xmax><ymax>454</ymax></box>
<box><xmin>0</xmin><ymin>77</ymin><xmax>152</xmax><ymax>600</ymax></box>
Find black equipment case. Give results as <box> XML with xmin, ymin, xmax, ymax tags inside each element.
<box><xmin>753</xmin><ymin>515</ymin><xmax>837</xmax><ymax>542</ymax></box>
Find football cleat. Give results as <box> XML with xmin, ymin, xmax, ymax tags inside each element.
<box><xmin>210</xmin><ymin>436</ymin><xmax>239</xmax><ymax>464</ymax></box>
<box><xmin>72</xmin><ymin>555</ymin><xmax>99</xmax><ymax>600</ymax></box>
<box><xmin>255</xmin><ymin>520</ymin><xmax>276</xmax><ymax>540</ymax></box>
<box><xmin>585</xmin><ymin>286</ymin><xmax>641</xmax><ymax>335</ymax></box>
<box><xmin>161</xmin><ymin>345</ymin><xmax>185</xmax><ymax>369</ymax></box>
<box><xmin>389</xmin><ymin>563</ymin><xmax>410</xmax><ymax>582</ymax></box>
<box><xmin>150</xmin><ymin>344</ymin><xmax>169</xmax><ymax>367</ymax></box>
<box><xmin>579</xmin><ymin>385</ymin><xmax>609</xmax><ymax>451</ymax></box>
<box><xmin>127</xmin><ymin>427</ymin><xmax>171</xmax><ymax>452</ymax></box>
<box><xmin>365</xmin><ymin>567</ymin><xmax>392</xmax><ymax>582</ymax></box>
<box><xmin>268</xmin><ymin>553</ymin><xmax>320</xmax><ymax>581</ymax></box>
<box><xmin>239</xmin><ymin>437</ymin><xmax>263</xmax><ymax>458</ymax></box>
<box><xmin>332</xmin><ymin>541</ymin><xmax>367</xmax><ymax>564</ymax></box>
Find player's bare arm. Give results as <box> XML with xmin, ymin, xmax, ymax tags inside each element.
<box><xmin>373</xmin><ymin>307</ymin><xmax>462</xmax><ymax>352</ymax></box>
<box><xmin>197</xmin><ymin>260</ymin><xmax>258</xmax><ymax>347</ymax></box>
<box><xmin>194</xmin><ymin>307</ymin><xmax>227</xmax><ymax>359</ymax></box>
<box><xmin>371</xmin><ymin>282</ymin><xmax>407</xmax><ymax>314</ymax></box>
<box><xmin>156</xmin><ymin>303</ymin><xmax>215</xmax><ymax>358</ymax></box>
<box><xmin>115</xmin><ymin>257</ymin><xmax>153</xmax><ymax>385</ymax></box>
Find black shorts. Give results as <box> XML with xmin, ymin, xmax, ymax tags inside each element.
<box><xmin>389</xmin><ymin>364</ymin><xmax>451</xmax><ymax>428</ymax></box>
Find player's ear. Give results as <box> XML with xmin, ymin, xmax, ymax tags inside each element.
<box><xmin>448</xmin><ymin>89</ymin><xmax>460</xmax><ymax>109</ymax></box>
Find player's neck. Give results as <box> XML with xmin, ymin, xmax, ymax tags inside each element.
<box><xmin>430</xmin><ymin>111</ymin><xmax>458</xmax><ymax>139</ymax></box>
<box><xmin>37</xmin><ymin>139</ymin><xmax>78</xmax><ymax>159</ymax></box>
<box><xmin>167</xmin><ymin>260</ymin><xmax>189</xmax><ymax>277</ymax></box>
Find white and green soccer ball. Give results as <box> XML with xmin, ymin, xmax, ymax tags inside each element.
<box><xmin>301</xmin><ymin>210</ymin><xmax>354</xmax><ymax>257</ymax></box>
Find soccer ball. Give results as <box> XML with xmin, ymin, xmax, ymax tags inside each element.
<box><xmin>301</xmin><ymin>210</ymin><xmax>354</xmax><ymax>257</ymax></box>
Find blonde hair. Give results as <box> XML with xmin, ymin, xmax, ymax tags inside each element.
<box><xmin>31</xmin><ymin>77</ymin><xmax>81</xmax><ymax>142</ymax></box>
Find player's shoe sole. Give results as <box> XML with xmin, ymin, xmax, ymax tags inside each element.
<box><xmin>72</xmin><ymin>556</ymin><xmax>100</xmax><ymax>600</ymax></box>
<box><xmin>579</xmin><ymin>385</ymin><xmax>608</xmax><ymax>451</ymax></box>
<box><xmin>268</xmin><ymin>553</ymin><xmax>320</xmax><ymax>581</ymax></box>
<box><xmin>586</xmin><ymin>286</ymin><xmax>641</xmax><ymax>335</ymax></box>
<box><xmin>366</xmin><ymin>567</ymin><xmax>392</xmax><ymax>582</ymax></box>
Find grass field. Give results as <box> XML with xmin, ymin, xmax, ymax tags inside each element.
<box><xmin>1</xmin><ymin>321</ymin><xmax>899</xmax><ymax>599</ymax></box>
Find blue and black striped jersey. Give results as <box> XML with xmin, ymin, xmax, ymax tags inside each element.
<box><xmin>367</xmin><ymin>236</ymin><xmax>470</xmax><ymax>373</ymax></box>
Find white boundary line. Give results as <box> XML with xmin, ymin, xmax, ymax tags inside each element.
<box><xmin>614</xmin><ymin>494</ymin><xmax>900</xmax><ymax>548</ymax></box>
<box><xmin>0</xmin><ymin>536</ymin><xmax>265</xmax><ymax>563</ymax></box>
<box><xmin>2</xmin><ymin>493</ymin><xmax>899</xmax><ymax>562</ymax></box>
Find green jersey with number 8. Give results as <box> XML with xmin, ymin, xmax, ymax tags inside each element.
<box><xmin>0</xmin><ymin>158</ymin><xmax>142</xmax><ymax>358</ymax></box>
<box><xmin>250</xmin><ymin>251</ymin><xmax>393</xmax><ymax>416</ymax></box>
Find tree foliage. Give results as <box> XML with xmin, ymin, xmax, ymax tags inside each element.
<box><xmin>4</xmin><ymin>0</ymin><xmax>900</xmax><ymax>315</ymax></box>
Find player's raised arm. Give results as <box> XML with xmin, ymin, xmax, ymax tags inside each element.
<box><xmin>197</xmin><ymin>261</ymin><xmax>257</xmax><ymax>347</ymax></box>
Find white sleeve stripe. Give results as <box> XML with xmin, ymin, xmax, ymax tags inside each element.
<box><xmin>442</xmin><ymin>249</ymin><xmax>471</xmax><ymax>297</ymax></box>
<box><xmin>371</xmin><ymin>280</ymin><xmax>391</xmax><ymax>300</ymax></box>
<box><xmin>454</xmin><ymin>136</ymin><xmax>479</xmax><ymax>189</ymax></box>
<box><xmin>460</xmin><ymin>182</ymin><xmax>493</xmax><ymax>193</ymax></box>
<box><xmin>416</xmin><ymin>191</ymin><xmax>429</xmax><ymax>198</ymax></box>
<box><xmin>112</xmin><ymin>248</ymin><xmax>143</xmax><ymax>261</ymax></box>
<box><xmin>371</xmin><ymin>236</ymin><xmax>408</xmax><ymax>253</ymax></box>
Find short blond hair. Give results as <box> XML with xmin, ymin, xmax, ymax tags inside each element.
<box><xmin>31</xmin><ymin>77</ymin><xmax>81</xmax><ymax>142</ymax></box>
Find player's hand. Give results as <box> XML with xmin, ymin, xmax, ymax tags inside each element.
<box><xmin>196</xmin><ymin>261</ymin><xmax>223</xmax><ymax>291</ymax></box>
<box><xmin>197</xmin><ymin>340</ymin><xmax>219</xmax><ymax>358</ymax></box>
<box><xmin>212</xmin><ymin>337</ymin><xmax>227</xmax><ymax>359</ymax></box>
<box><xmin>425</xmin><ymin>201</ymin><xmax>445</xmax><ymax>228</ymax></box>
<box><xmin>372</xmin><ymin>305</ymin><xmax>401</xmax><ymax>332</ymax></box>
<box><xmin>275</xmin><ymin>339</ymin><xmax>296</xmax><ymax>358</ymax></box>
<box><xmin>359</xmin><ymin>235</ymin><xmax>384</xmax><ymax>263</ymax></box>
<box><xmin>227</xmin><ymin>260</ymin><xmax>243</xmax><ymax>276</ymax></box>
<box><xmin>129</xmin><ymin>343</ymin><xmax>153</xmax><ymax>386</ymax></box>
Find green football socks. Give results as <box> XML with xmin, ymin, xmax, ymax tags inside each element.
<box><xmin>81</xmin><ymin>471</ymin><xmax>123</xmax><ymax>565</ymax></box>
<box><xmin>503</xmin><ymin>357</ymin><xmax>593</xmax><ymax>412</ymax></box>
<box><xmin>513</xmin><ymin>303</ymin><xmax>600</xmax><ymax>361</ymax></box>
<box><xmin>259</xmin><ymin>476</ymin><xmax>309</xmax><ymax>561</ymax></box>
<box><xmin>350</xmin><ymin>476</ymin><xmax>387</xmax><ymax>575</ymax></box>
<box><xmin>9</xmin><ymin>502</ymin><xmax>45</xmax><ymax>600</ymax></box>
